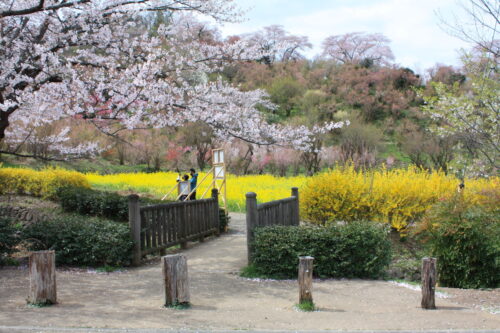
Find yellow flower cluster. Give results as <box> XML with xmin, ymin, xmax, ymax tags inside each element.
<box><xmin>86</xmin><ymin>171</ymin><xmax>307</xmax><ymax>212</ymax></box>
<box><xmin>0</xmin><ymin>167</ymin><xmax>90</xmax><ymax>199</ymax></box>
<box><xmin>301</xmin><ymin>166</ymin><xmax>499</xmax><ymax>230</ymax></box>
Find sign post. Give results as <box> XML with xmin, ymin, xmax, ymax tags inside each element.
<box><xmin>212</xmin><ymin>148</ymin><xmax>227</xmax><ymax>212</ymax></box>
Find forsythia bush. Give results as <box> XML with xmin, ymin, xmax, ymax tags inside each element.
<box><xmin>0</xmin><ymin>167</ymin><xmax>90</xmax><ymax>199</ymax></box>
<box><xmin>301</xmin><ymin>166</ymin><xmax>499</xmax><ymax>231</ymax></box>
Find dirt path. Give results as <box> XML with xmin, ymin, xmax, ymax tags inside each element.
<box><xmin>0</xmin><ymin>214</ymin><xmax>499</xmax><ymax>332</ymax></box>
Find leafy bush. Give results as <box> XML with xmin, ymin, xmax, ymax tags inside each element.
<box><xmin>251</xmin><ymin>221</ymin><xmax>392</xmax><ymax>279</ymax></box>
<box><xmin>22</xmin><ymin>214</ymin><xmax>134</xmax><ymax>267</ymax></box>
<box><xmin>417</xmin><ymin>196</ymin><xmax>500</xmax><ymax>288</ymax></box>
<box><xmin>219</xmin><ymin>208</ymin><xmax>230</xmax><ymax>232</ymax></box>
<box><xmin>0</xmin><ymin>167</ymin><xmax>89</xmax><ymax>199</ymax></box>
<box><xmin>300</xmin><ymin>165</ymin><xmax>499</xmax><ymax>231</ymax></box>
<box><xmin>0</xmin><ymin>217</ymin><xmax>18</xmax><ymax>265</ymax></box>
<box><xmin>56</xmin><ymin>186</ymin><xmax>165</xmax><ymax>222</ymax></box>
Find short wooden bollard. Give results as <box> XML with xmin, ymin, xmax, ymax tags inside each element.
<box><xmin>421</xmin><ymin>257</ymin><xmax>437</xmax><ymax>309</ymax></box>
<box><xmin>163</xmin><ymin>254</ymin><xmax>190</xmax><ymax>307</ymax></box>
<box><xmin>298</xmin><ymin>256</ymin><xmax>314</xmax><ymax>304</ymax></box>
<box><xmin>28</xmin><ymin>251</ymin><xmax>57</xmax><ymax>305</ymax></box>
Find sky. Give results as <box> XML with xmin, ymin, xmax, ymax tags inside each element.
<box><xmin>215</xmin><ymin>0</ymin><xmax>472</xmax><ymax>74</ymax></box>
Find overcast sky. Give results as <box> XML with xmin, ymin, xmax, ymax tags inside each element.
<box><xmin>216</xmin><ymin>0</ymin><xmax>471</xmax><ymax>74</ymax></box>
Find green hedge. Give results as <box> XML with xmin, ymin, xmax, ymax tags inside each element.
<box><xmin>0</xmin><ymin>217</ymin><xmax>17</xmax><ymax>265</ymax></box>
<box><xmin>422</xmin><ymin>197</ymin><xmax>500</xmax><ymax>288</ymax></box>
<box><xmin>22</xmin><ymin>215</ymin><xmax>134</xmax><ymax>267</ymax></box>
<box><xmin>251</xmin><ymin>221</ymin><xmax>392</xmax><ymax>279</ymax></box>
<box><xmin>56</xmin><ymin>186</ymin><xmax>164</xmax><ymax>222</ymax></box>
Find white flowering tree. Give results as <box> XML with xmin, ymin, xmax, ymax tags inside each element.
<box><xmin>423</xmin><ymin>0</ymin><xmax>499</xmax><ymax>175</ymax></box>
<box><xmin>422</xmin><ymin>56</ymin><xmax>499</xmax><ymax>173</ymax></box>
<box><xmin>0</xmin><ymin>0</ymin><xmax>318</xmax><ymax>160</ymax></box>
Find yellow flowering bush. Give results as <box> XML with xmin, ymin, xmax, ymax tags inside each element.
<box><xmin>0</xmin><ymin>167</ymin><xmax>89</xmax><ymax>199</ymax></box>
<box><xmin>301</xmin><ymin>166</ymin><xmax>499</xmax><ymax>231</ymax></box>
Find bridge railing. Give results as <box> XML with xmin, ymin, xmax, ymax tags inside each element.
<box><xmin>128</xmin><ymin>189</ymin><xmax>219</xmax><ymax>265</ymax></box>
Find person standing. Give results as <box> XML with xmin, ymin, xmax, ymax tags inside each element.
<box><xmin>189</xmin><ymin>168</ymin><xmax>198</xmax><ymax>200</ymax></box>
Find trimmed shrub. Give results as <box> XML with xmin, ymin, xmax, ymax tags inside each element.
<box><xmin>418</xmin><ymin>196</ymin><xmax>500</xmax><ymax>288</ymax></box>
<box><xmin>22</xmin><ymin>215</ymin><xmax>134</xmax><ymax>267</ymax></box>
<box><xmin>56</xmin><ymin>186</ymin><xmax>166</xmax><ymax>222</ymax></box>
<box><xmin>0</xmin><ymin>217</ymin><xmax>18</xmax><ymax>265</ymax></box>
<box><xmin>0</xmin><ymin>167</ymin><xmax>89</xmax><ymax>199</ymax></box>
<box><xmin>252</xmin><ymin>221</ymin><xmax>392</xmax><ymax>279</ymax></box>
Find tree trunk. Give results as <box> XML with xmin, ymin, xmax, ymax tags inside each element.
<box><xmin>28</xmin><ymin>251</ymin><xmax>57</xmax><ymax>305</ymax></box>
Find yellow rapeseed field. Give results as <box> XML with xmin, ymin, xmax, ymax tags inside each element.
<box><xmin>86</xmin><ymin>171</ymin><xmax>307</xmax><ymax>212</ymax></box>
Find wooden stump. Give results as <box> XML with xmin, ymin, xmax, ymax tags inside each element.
<box><xmin>28</xmin><ymin>251</ymin><xmax>56</xmax><ymax>305</ymax></box>
<box><xmin>298</xmin><ymin>256</ymin><xmax>314</xmax><ymax>304</ymax></box>
<box><xmin>421</xmin><ymin>257</ymin><xmax>437</xmax><ymax>309</ymax></box>
<box><xmin>163</xmin><ymin>254</ymin><xmax>190</xmax><ymax>307</ymax></box>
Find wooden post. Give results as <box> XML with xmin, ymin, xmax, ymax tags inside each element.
<box><xmin>291</xmin><ymin>187</ymin><xmax>299</xmax><ymax>226</ymax></box>
<box><xmin>212</xmin><ymin>189</ymin><xmax>220</xmax><ymax>236</ymax></box>
<box><xmin>28</xmin><ymin>251</ymin><xmax>56</xmax><ymax>305</ymax></box>
<box><xmin>421</xmin><ymin>257</ymin><xmax>437</xmax><ymax>309</ymax></box>
<box><xmin>128</xmin><ymin>194</ymin><xmax>141</xmax><ymax>266</ymax></box>
<box><xmin>162</xmin><ymin>254</ymin><xmax>190</xmax><ymax>307</ymax></box>
<box><xmin>246</xmin><ymin>192</ymin><xmax>258</xmax><ymax>264</ymax></box>
<box><xmin>298</xmin><ymin>256</ymin><xmax>314</xmax><ymax>305</ymax></box>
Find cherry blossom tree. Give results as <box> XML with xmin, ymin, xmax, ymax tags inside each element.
<box><xmin>321</xmin><ymin>32</ymin><xmax>394</xmax><ymax>66</ymax></box>
<box><xmin>0</xmin><ymin>0</ymin><xmax>316</xmax><ymax>160</ymax></box>
<box><xmin>243</xmin><ymin>25</ymin><xmax>312</xmax><ymax>65</ymax></box>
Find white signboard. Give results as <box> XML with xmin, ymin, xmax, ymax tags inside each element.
<box><xmin>214</xmin><ymin>150</ymin><xmax>224</xmax><ymax>164</ymax></box>
<box><xmin>214</xmin><ymin>166</ymin><xmax>225</xmax><ymax>179</ymax></box>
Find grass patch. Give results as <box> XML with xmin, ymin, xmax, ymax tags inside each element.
<box><xmin>95</xmin><ymin>265</ymin><xmax>122</xmax><ymax>273</ymax></box>
<box><xmin>165</xmin><ymin>302</ymin><xmax>191</xmax><ymax>310</ymax></box>
<box><xmin>240</xmin><ymin>264</ymin><xmax>261</xmax><ymax>279</ymax></box>
<box><xmin>27</xmin><ymin>300</ymin><xmax>55</xmax><ymax>308</ymax></box>
<box><xmin>296</xmin><ymin>300</ymin><xmax>315</xmax><ymax>312</ymax></box>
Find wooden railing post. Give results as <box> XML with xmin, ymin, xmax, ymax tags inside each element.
<box><xmin>28</xmin><ymin>250</ymin><xmax>57</xmax><ymax>305</ymax></box>
<box><xmin>128</xmin><ymin>194</ymin><xmax>141</xmax><ymax>266</ymax></box>
<box><xmin>212</xmin><ymin>188</ymin><xmax>220</xmax><ymax>236</ymax></box>
<box><xmin>291</xmin><ymin>187</ymin><xmax>299</xmax><ymax>226</ymax></box>
<box><xmin>298</xmin><ymin>256</ymin><xmax>314</xmax><ymax>305</ymax></box>
<box><xmin>163</xmin><ymin>254</ymin><xmax>190</xmax><ymax>307</ymax></box>
<box><xmin>421</xmin><ymin>257</ymin><xmax>437</xmax><ymax>309</ymax></box>
<box><xmin>246</xmin><ymin>192</ymin><xmax>258</xmax><ymax>264</ymax></box>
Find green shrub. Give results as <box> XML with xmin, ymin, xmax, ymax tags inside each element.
<box><xmin>0</xmin><ymin>217</ymin><xmax>18</xmax><ymax>265</ymax></box>
<box><xmin>22</xmin><ymin>214</ymin><xmax>134</xmax><ymax>267</ymax></box>
<box><xmin>419</xmin><ymin>196</ymin><xmax>500</xmax><ymax>288</ymax></box>
<box><xmin>56</xmin><ymin>186</ymin><xmax>165</xmax><ymax>222</ymax></box>
<box><xmin>251</xmin><ymin>221</ymin><xmax>392</xmax><ymax>279</ymax></box>
<box><xmin>219</xmin><ymin>208</ymin><xmax>230</xmax><ymax>232</ymax></box>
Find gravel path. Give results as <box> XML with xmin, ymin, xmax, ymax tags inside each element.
<box><xmin>0</xmin><ymin>213</ymin><xmax>498</xmax><ymax>332</ymax></box>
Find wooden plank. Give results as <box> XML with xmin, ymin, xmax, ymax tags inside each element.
<box><xmin>152</xmin><ymin>208</ymin><xmax>158</xmax><ymax>249</ymax></box>
<box><xmin>140</xmin><ymin>210</ymin><xmax>147</xmax><ymax>251</ymax></box>
<box><xmin>162</xmin><ymin>207</ymin><xmax>167</xmax><ymax>247</ymax></box>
